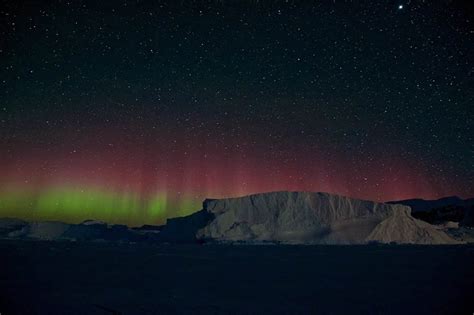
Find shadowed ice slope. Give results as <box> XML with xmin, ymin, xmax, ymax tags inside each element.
<box><xmin>0</xmin><ymin>191</ymin><xmax>464</xmax><ymax>244</ymax></box>
<box><xmin>388</xmin><ymin>196</ymin><xmax>474</xmax><ymax>227</ymax></box>
<box><xmin>197</xmin><ymin>191</ymin><xmax>460</xmax><ymax>244</ymax></box>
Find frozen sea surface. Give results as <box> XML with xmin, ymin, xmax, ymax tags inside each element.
<box><xmin>0</xmin><ymin>240</ymin><xmax>473</xmax><ymax>314</ymax></box>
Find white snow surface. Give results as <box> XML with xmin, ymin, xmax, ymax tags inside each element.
<box><xmin>197</xmin><ymin>191</ymin><xmax>460</xmax><ymax>244</ymax></box>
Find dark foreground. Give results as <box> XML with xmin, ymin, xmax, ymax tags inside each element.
<box><xmin>0</xmin><ymin>240</ymin><xmax>473</xmax><ymax>314</ymax></box>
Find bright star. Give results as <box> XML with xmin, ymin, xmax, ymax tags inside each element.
<box><xmin>398</xmin><ymin>5</ymin><xmax>404</xmax><ymax>9</ymax></box>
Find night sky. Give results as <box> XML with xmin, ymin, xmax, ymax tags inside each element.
<box><xmin>1</xmin><ymin>1</ymin><xmax>473</xmax><ymax>225</ymax></box>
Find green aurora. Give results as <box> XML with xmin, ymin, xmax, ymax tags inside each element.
<box><xmin>0</xmin><ymin>187</ymin><xmax>201</xmax><ymax>226</ymax></box>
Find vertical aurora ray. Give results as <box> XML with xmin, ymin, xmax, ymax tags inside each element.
<box><xmin>0</xmin><ymin>186</ymin><xmax>201</xmax><ymax>226</ymax></box>
<box><xmin>0</xmin><ymin>1</ymin><xmax>472</xmax><ymax>228</ymax></box>
<box><xmin>146</xmin><ymin>193</ymin><xmax>168</xmax><ymax>223</ymax></box>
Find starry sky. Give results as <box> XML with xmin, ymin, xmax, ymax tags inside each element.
<box><xmin>0</xmin><ymin>1</ymin><xmax>473</xmax><ymax>226</ymax></box>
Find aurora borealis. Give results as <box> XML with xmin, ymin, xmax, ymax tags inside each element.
<box><xmin>1</xmin><ymin>1</ymin><xmax>473</xmax><ymax>226</ymax></box>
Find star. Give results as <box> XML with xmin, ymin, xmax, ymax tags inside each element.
<box><xmin>0</xmin><ymin>0</ymin><xmax>471</xmax><ymax>225</ymax></box>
